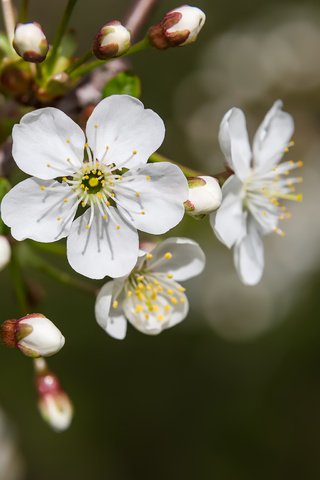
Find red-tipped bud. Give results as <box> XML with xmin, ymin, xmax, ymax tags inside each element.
<box><xmin>13</xmin><ymin>22</ymin><xmax>49</xmax><ymax>63</ymax></box>
<box><xmin>35</xmin><ymin>358</ymin><xmax>73</xmax><ymax>432</ymax></box>
<box><xmin>93</xmin><ymin>21</ymin><xmax>131</xmax><ymax>60</ymax></box>
<box><xmin>148</xmin><ymin>5</ymin><xmax>206</xmax><ymax>49</ymax></box>
<box><xmin>1</xmin><ymin>313</ymin><xmax>65</xmax><ymax>358</ymax></box>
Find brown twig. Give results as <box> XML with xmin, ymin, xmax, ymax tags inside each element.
<box><xmin>124</xmin><ymin>0</ymin><xmax>160</xmax><ymax>41</ymax></box>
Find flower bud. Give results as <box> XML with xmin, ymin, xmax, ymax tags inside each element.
<box><xmin>12</xmin><ymin>23</ymin><xmax>49</xmax><ymax>63</ymax></box>
<box><xmin>0</xmin><ymin>235</ymin><xmax>11</xmax><ymax>270</ymax></box>
<box><xmin>148</xmin><ymin>5</ymin><xmax>206</xmax><ymax>49</ymax></box>
<box><xmin>35</xmin><ymin>358</ymin><xmax>73</xmax><ymax>432</ymax></box>
<box><xmin>1</xmin><ymin>313</ymin><xmax>65</xmax><ymax>358</ymax></box>
<box><xmin>185</xmin><ymin>176</ymin><xmax>222</xmax><ymax>217</ymax></box>
<box><xmin>93</xmin><ymin>21</ymin><xmax>131</xmax><ymax>60</ymax></box>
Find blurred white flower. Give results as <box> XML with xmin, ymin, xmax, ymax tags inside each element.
<box><xmin>95</xmin><ymin>237</ymin><xmax>205</xmax><ymax>338</ymax></box>
<box><xmin>0</xmin><ymin>235</ymin><xmax>11</xmax><ymax>270</ymax></box>
<box><xmin>213</xmin><ymin>100</ymin><xmax>302</xmax><ymax>285</ymax></box>
<box><xmin>1</xmin><ymin>95</ymin><xmax>188</xmax><ymax>279</ymax></box>
<box><xmin>0</xmin><ymin>408</ymin><xmax>25</xmax><ymax>480</ymax></box>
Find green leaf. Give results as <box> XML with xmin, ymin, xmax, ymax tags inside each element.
<box><xmin>102</xmin><ymin>71</ymin><xmax>141</xmax><ymax>99</ymax></box>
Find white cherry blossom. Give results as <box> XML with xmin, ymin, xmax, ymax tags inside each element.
<box><xmin>213</xmin><ymin>100</ymin><xmax>302</xmax><ymax>285</ymax></box>
<box><xmin>1</xmin><ymin>95</ymin><xmax>188</xmax><ymax>279</ymax></box>
<box><xmin>95</xmin><ymin>237</ymin><xmax>205</xmax><ymax>339</ymax></box>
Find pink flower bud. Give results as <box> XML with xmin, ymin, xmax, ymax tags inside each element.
<box><xmin>35</xmin><ymin>358</ymin><xmax>73</xmax><ymax>432</ymax></box>
<box><xmin>1</xmin><ymin>313</ymin><xmax>65</xmax><ymax>358</ymax></box>
<box><xmin>148</xmin><ymin>5</ymin><xmax>206</xmax><ymax>49</ymax></box>
<box><xmin>93</xmin><ymin>21</ymin><xmax>131</xmax><ymax>60</ymax></box>
<box><xmin>13</xmin><ymin>22</ymin><xmax>49</xmax><ymax>63</ymax></box>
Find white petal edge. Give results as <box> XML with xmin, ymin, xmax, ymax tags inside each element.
<box><xmin>12</xmin><ymin>107</ymin><xmax>85</xmax><ymax>179</ymax></box>
<box><xmin>212</xmin><ymin>176</ymin><xmax>246</xmax><ymax>248</ymax></box>
<box><xmin>233</xmin><ymin>219</ymin><xmax>264</xmax><ymax>286</ymax></box>
<box><xmin>252</xmin><ymin>100</ymin><xmax>294</xmax><ymax>173</ymax></box>
<box><xmin>86</xmin><ymin>95</ymin><xmax>165</xmax><ymax>169</ymax></box>
<box><xmin>218</xmin><ymin>107</ymin><xmax>252</xmax><ymax>180</ymax></box>
<box><xmin>116</xmin><ymin>162</ymin><xmax>188</xmax><ymax>234</ymax></box>
<box><xmin>147</xmin><ymin>237</ymin><xmax>205</xmax><ymax>281</ymax></box>
<box><xmin>66</xmin><ymin>206</ymin><xmax>138</xmax><ymax>279</ymax></box>
<box><xmin>95</xmin><ymin>280</ymin><xmax>127</xmax><ymax>340</ymax></box>
<box><xmin>1</xmin><ymin>178</ymin><xmax>78</xmax><ymax>242</ymax></box>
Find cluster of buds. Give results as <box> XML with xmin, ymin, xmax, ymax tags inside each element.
<box><xmin>185</xmin><ymin>176</ymin><xmax>222</xmax><ymax>217</ymax></box>
<box><xmin>1</xmin><ymin>313</ymin><xmax>65</xmax><ymax>358</ymax></box>
<box><xmin>34</xmin><ymin>358</ymin><xmax>73</xmax><ymax>432</ymax></box>
<box><xmin>12</xmin><ymin>23</ymin><xmax>49</xmax><ymax>63</ymax></box>
<box><xmin>93</xmin><ymin>21</ymin><xmax>131</xmax><ymax>60</ymax></box>
<box><xmin>148</xmin><ymin>5</ymin><xmax>206</xmax><ymax>49</ymax></box>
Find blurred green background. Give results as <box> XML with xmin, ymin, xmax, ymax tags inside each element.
<box><xmin>1</xmin><ymin>0</ymin><xmax>320</xmax><ymax>478</ymax></box>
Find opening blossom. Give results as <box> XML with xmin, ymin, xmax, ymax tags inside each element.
<box><xmin>213</xmin><ymin>100</ymin><xmax>302</xmax><ymax>286</ymax></box>
<box><xmin>1</xmin><ymin>95</ymin><xmax>188</xmax><ymax>279</ymax></box>
<box><xmin>95</xmin><ymin>237</ymin><xmax>205</xmax><ymax>339</ymax></box>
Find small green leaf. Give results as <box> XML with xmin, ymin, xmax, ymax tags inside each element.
<box><xmin>102</xmin><ymin>71</ymin><xmax>141</xmax><ymax>98</ymax></box>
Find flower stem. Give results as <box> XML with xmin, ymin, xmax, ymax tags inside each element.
<box><xmin>46</xmin><ymin>0</ymin><xmax>78</xmax><ymax>74</ymax></box>
<box><xmin>149</xmin><ymin>152</ymin><xmax>204</xmax><ymax>177</ymax></box>
<box><xmin>1</xmin><ymin>0</ymin><xmax>15</xmax><ymax>43</ymax></box>
<box><xmin>69</xmin><ymin>37</ymin><xmax>150</xmax><ymax>80</ymax></box>
<box><xmin>65</xmin><ymin>50</ymin><xmax>93</xmax><ymax>75</ymax></box>
<box><xmin>18</xmin><ymin>0</ymin><xmax>29</xmax><ymax>23</ymax></box>
<box><xmin>10</xmin><ymin>246</ymin><xmax>29</xmax><ymax>315</ymax></box>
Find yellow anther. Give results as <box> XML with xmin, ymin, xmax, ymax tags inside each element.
<box><xmin>57</xmin><ymin>217</ymin><xmax>61</xmax><ymax>221</ymax></box>
<box><xmin>178</xmin><ymin>287</ymin><xmax>186</xmax><ymax>292</ymax></box>
<box><xmin>153</xmin><ymin>304</ymin><xmax>159</xmax><ymax>312</ymax></box>
<box><xmin>167</xmin><ymin>274</ymin><xmax>173</xmax><ymax>279</ymax></box>
<box><xmin>94</xmin><ymin>124</ymin><xmax>99</xmax><ymax>128</ymax></box>
<box><xmin>135</xmin><ymin>304</ymin><xmax>143</xmax><ymax>313</ymax></box>
<box><xmin>62</xmin><ymin>177</ymin><xmax>68</xmax><ymax>182</ymax></box>
<box><xmin>137</xmin><ymin>275</ymin><xmax>144</xmax><ymax>281</ymax></box>
<box><xmin>157</xmin><ymin>314</ymin><xmax>164</xmax><ymax>321</ymax></box>
<box><xmin>145</xmin><ymin>175</ymin><xmax>151</xmax><ymax>181</ymax></box>
<box><xmin>127</xmin><ymin>290</ymin><xmax>132</xmax><ymax>297</ymax></box>
<box><xmin>84</xmin><ymin>175</ymin><xmax>89</xmax><ymax>180</ymax></box>
<box><xmin>171</xmin><ymin>297</ymin><xmax>178</xmax><ymax>305</ymax></box>
<box><xmin>103</xmin><ymin>215</ymin><xmax>107</xmax><ymax>220</ymax></box>
<box><xmin>84</xmin><ymin>143</ymin><xmax>89</xmax><ymax>148</ymax></box>
<box><xmin>297</xmin><ymin>160</ymin><xmax>304</xmax><ymax>167</ymax></box>
<box><xmin>167</xmin><ymin>289</ymin><xmax>173</xmax><ymax>295</ymax></box>
<box><xmin>105</xmin><ymin>201</ymin><xmax>111</xmax><ymax>206</ymax></box>
<box><xmin>85</xmin><ymin>187</ymin><xmax>89</xmax><ymax>191</ymax></box>
<box><xmin>164</xmin><ymin>252</ymin><xmax>172</xmax><ymax>260</ymax></box>
<box><xmin>63</xmin><ymin>198</ymin><xmax>69</xmax><ymax>203</ymax></box>
<box><xmin>179</xmin><ymin>296</ymin><xmax>186</xmax><ymax>303</ymax></box>
<box><xmin>85</xmin><ymin>224</ymin><xmax>90</xmax><ymax>229</ymax></box>
<box><xmin>88</xmin><ymin>178</ymin><xmax>99</xmax><ymax>188</ymax></box>
<box><xmin>135</xmin><ymin>191</ymin><xmax>140</xmax><ymax>198</ymax></box>
<box><xmin>47</xmin><ymin>163</ymin><xmax>51</xmax><ymax>167</ymax></box>
<box><xmin>164</xmin><ymin>305</ymin><xmax>171</xmax><ymax>312</ymax></box>
<box><xmin>141</xmin><ymin>210</ymin><xmax>146</xmax><ymax>215</ymax></box>
<box><xmin>97</xmin><ymin>193</ymin><xmax>103</xmax><ymax>199</ymax></box>
<box><xmin>138</xmin><ymin>282</ymin><xmax>145</xmax><ymax>290</ymax></box>
<box><xmin>146</xmin><ymin>253</ymin><xmax>153</xmax><ymax>260</ymax></box>
<box><xmin>81</xmin><ymin>201</ymin><xmax>86</xmax><ymax>207</ymax></box>
<box><xmin>284</xmin><ymin>147</ymin><xmax>289</xmax><ymax>153</ymax></box>
<box><xmin>98</xmin><ymin>171</ymin><xmax>102</xmax><ymax>176</ymax></box>
<box><xmin>40</xmin><ymin>185</ymin><xmax>45</xmax><ymax>191</ymax></box>
<box><xmin>132</xmin><ymin>150</ymin><xmax>137</xmax><ymax>155</ymax></box>
<box><xmin>145</xmin><ymin>313</ymin><xmax>149</xmax><ymax>320</ymax></box>
<box><xmin>66</xmin><ymin>139</ymin><xmax>70</xmax><ymax>143</ymax></box>
<box><xmin>116</xmin><ymin>225</ymin><xmax>121</xmax><ymax>230</ymax></box>
<box><xmin>112</xmin><ymin>300</ymin><xmax>118</xmax><ymax>309</ymax></box>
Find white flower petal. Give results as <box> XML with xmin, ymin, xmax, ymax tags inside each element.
<box><xmin>12</xmin><ymin>108</ymin><xmax>85</xmax><ymax>179</ymax></box>
<box><xmin>122</xmin><ymin>291</ymin><xmax>188</xmax><ymax>335</ymax></box>
<box><xmin>1</xmin><ymin>178</ymin><xmax>78</xmax><ymax>241</ymax></box>
<box><xmin>219</xmin><ymin>107</ymin><xmax>252</xmax><ymax>180</ymax></box>
<box><xmin>95</xmin><ymin>280</ymin><xmax>127</xmax><ymax>340</ymax></box>
<box><xmin>212</xmin><ymin>176</ymin><xmax>246</xmax><ymax>248</ymax></box>
<box><xmin>67</xmin><ymin>206</ymin><xmax>138</xmax><ymax>279</ymax></box>
<box><xmin>233</xmin><ymin>219</ymin><xmax>264</xmax><ymax>286</ymax></box>
<box><xmin>115</xmin><ymin>162</ymin><xmax>188</xmax><ymax>234</ymax></box>
<box><xmin>253</xmin><ymin>100</ymin><xmax>294</xmax><ymax>173</ymax></box>
<box><xmin>86</xmin><ymin>95</ymin><xmax>165</xmax><ymax>169</ymax></box>
<box><xmin>147</xmin><ymin>237</ymin><xmax>205</xmax><ymax>281</ymax></box>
